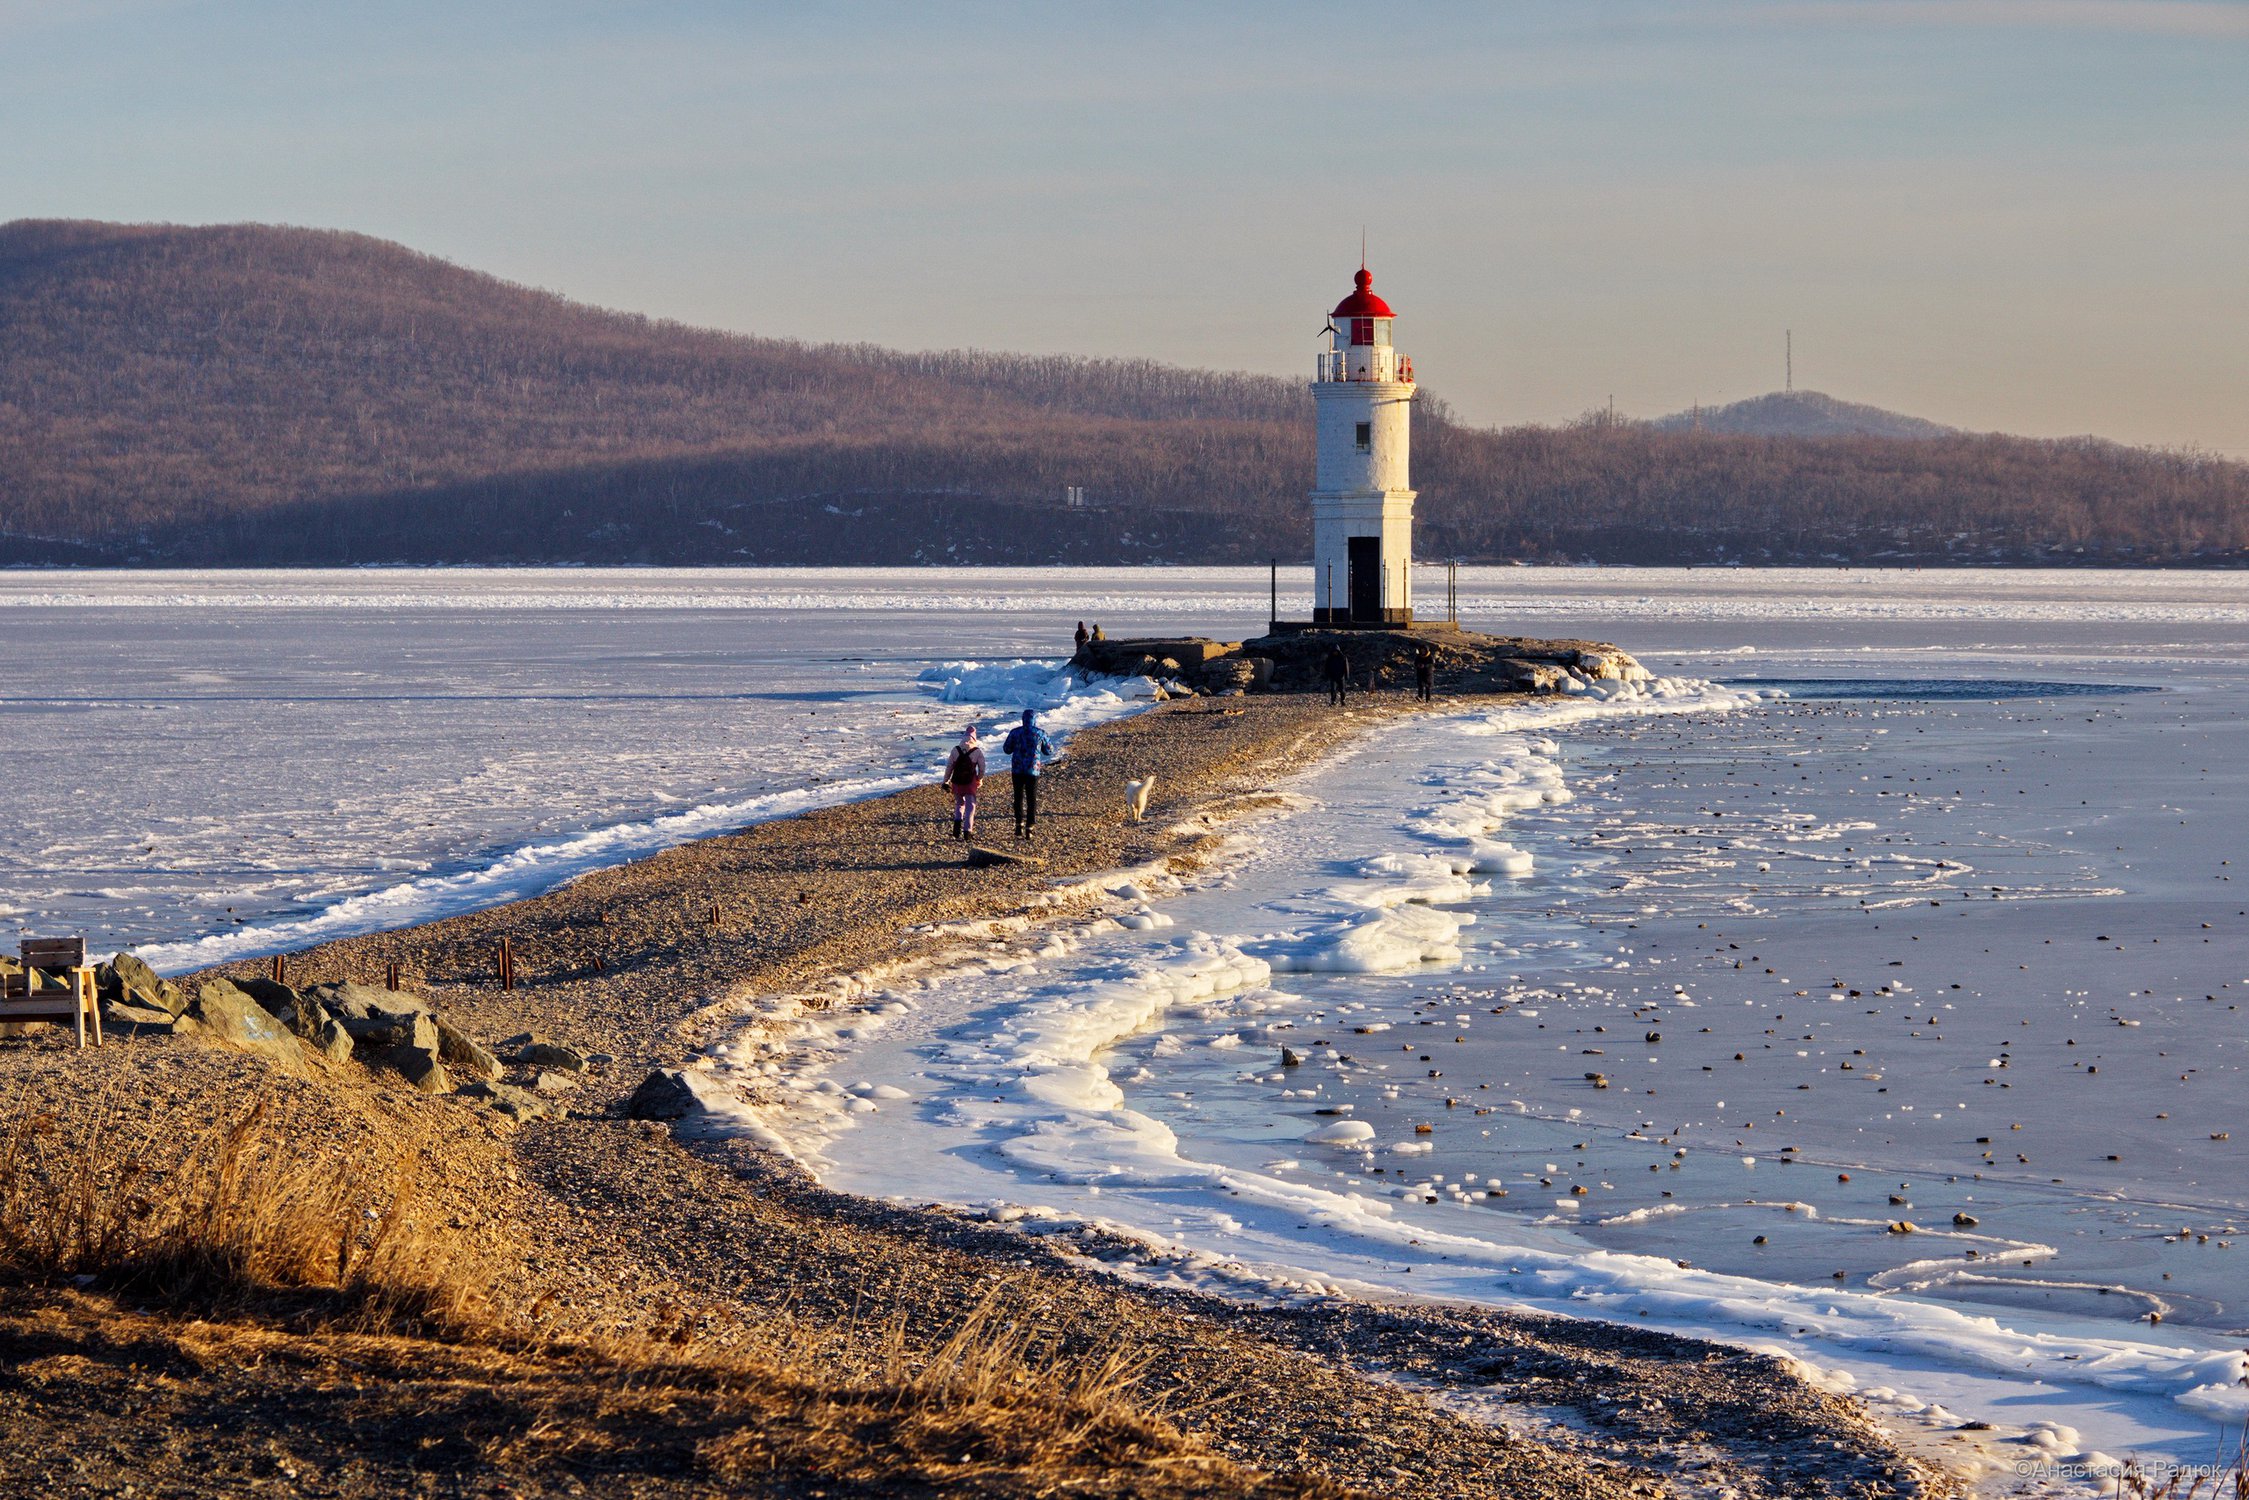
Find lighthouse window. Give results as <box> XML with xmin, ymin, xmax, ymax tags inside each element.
<box><xmin>1354</xmin><ymin>422</ymin><xmax>1372</xmax><ymax>453</ymax></box>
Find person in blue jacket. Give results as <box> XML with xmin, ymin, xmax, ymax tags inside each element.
<box><xmin>1001</xmin><ymin>708</ymin><xmax>1057</xmax><ymax>840</ymax></box>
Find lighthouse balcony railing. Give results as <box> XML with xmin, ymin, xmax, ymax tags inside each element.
<box><xmin>1315</xmin><ymin>351</ymin><xmax>1413</xmax><ymax>384</ymax></box>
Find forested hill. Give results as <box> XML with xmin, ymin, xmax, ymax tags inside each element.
<box><xmin>3</xmin><ymin>218</ymin><xmax>2243</xmax><ymax>567</ymax></box>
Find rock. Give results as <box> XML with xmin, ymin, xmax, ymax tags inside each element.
<box><xmin>306</xmin><ymin>980</ymin><xmax>430</xmax><ymax>1021</ymax></box>
<box><xmin>334</xmin><ymin>999</ymin><xmax>437</xmax><ymax>1049</ymax></box>
<box><xmin>530</xmin><ymin>1069</ymin><xmax>579</xmax><ymax>1094</ymax></box>
<box><xmin>311</xmin><ymin>1017</ymin><xmax>356</xmax><ymax>1063</ymax></box>
<box><xmin>626</xmin><ymin>1068</ymin><xmax>724</xmax><ymax>1122</ymax></box>
<box><xmin>104</xmin><ymin>999</ymin><xmax>180</xmax><ymax>1035</ymax></box>
<box><xmin>184</xmin><ymin>979</ymin><xmax>314</xmax><ymax>1076</ymax></box>
<box><xmin>460</xmin><ymin>1079</ymin><xmax>554</xmax><ymax>1124</ymax></box>
<box><xmin>1952</xmin><ymin>1212</ymin><xmax>1980</xmax><ymax>1227</ymax></box>
<box><xmin>387</xmin><ymin>1043</ymin><xmax>451</xmax><ymax>1094</ymax></box>
<box><xmin>237</xmin><ymin>977</ymin><xmax>328</xmax><ymax>1038</ymax></box>
<box><xmin>99</xmin><ymin>951</ymin><xmax>174</xmax><ymax>1012</ymax></box>
<box><xmin>1498</xmin><ymin>659</ymin><xmax>1572</xmax><ymax>694</ymax></box>
<box><xmin>967</xmin><ymin>845</ymin><xmax>1046</xmax><ymax>868</ymax></box>
<box><xmin>509</xmin><ymin>1038</ymin><xmax>586</xmax><ymax>1072</ymax></box>
<box><xmin>1280</xmin><ymin>1046</ymin><xmax>1304</xmax><ymax>1068</ymax></box>
<box><xmin>434</xmin><ymin>1020</ymin><xmax>502</xmax><ymax>1083</ymax></box>
<box><xmin>1196</xmin><ymin>657</ymin><xmax>1261</xmax><ymax>693</ymax></box>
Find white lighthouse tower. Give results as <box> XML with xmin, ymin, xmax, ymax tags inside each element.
<box><xmin>1310</xmin><ymin>263</ymin><xmax>1416</xmax><ymax>625</ymax></box>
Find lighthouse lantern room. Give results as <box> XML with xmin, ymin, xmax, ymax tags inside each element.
<box><xmin>1310</xmin><ymin>264</ymin><xmax>1416</xmax><ymax>625</ymax></box>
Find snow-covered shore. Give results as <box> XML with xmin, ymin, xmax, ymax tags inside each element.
<box><xmin>717</xmin><ymin>661</ymin><xmax>2249</xmax><ymax>1487</ymax></box>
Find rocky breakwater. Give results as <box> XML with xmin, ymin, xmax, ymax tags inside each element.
<box><xmin>1076</xmin><ymin>626</ymin><xmax>1645</xmax><ymax>697</ymax></box>
<box><xmin>86</xmin><ymin>950</ymin><xmax>608</xmax><ymax>1127</ymax></box>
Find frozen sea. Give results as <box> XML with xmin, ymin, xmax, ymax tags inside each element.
<box><xmin>8</xmin><ymin>566</ymin><xmax>2249</xmax><ymax>1485</ymax></box>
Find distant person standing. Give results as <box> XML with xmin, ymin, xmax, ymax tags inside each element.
<box><xmin>1074</xmin><ymin>621</ymin><xmax>1090</xmax><ymax>656</ymax></box>
<box><xmin>1002</xmin><ymin>709</ymin><xmax>1057</xmax><ymax>839</ymax></box>
<box><xmin>1324</xmin><ymin>643</ymin><xmax>1351</xmax><ymax>707</ymax></box>
<box><xmin>943</xmin><ymin>724</ymin><xmax>985</xmax><ymax>840</ymax></box>
<box><xmin>1413</xmin><ymin>642</ymin><xmax>1436</xmax><ymax>703</ymax></box>
<box><xmin>1091</xmin><ymin>623</ymin><xmax>1106</xmax><ymax>642</ymax></box>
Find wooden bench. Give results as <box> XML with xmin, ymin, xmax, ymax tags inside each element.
<box><xmin>0</xmin><ymin>937</ymin><xmax>103</xmax><ymax>1048</ymax></box>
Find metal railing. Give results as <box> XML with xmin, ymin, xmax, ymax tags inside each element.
<box><xmin>1315</xmin><ymin>350</ymin><xmax>1414</xmax><ymax>384</ymax></box>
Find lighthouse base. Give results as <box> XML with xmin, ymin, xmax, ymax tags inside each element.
<box><xmin>1306</xmin><ymin>606</ymin><xmax>1414</xmax><ymax>628</ymax></box>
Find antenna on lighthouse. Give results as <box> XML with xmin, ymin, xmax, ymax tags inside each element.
<box><xmin>1360</xmin><ymin>226</ymin><xmax>1367</xmax><ymax>268</ymax></box>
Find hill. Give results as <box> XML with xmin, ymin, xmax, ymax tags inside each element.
<box><xmin>2</xmin><ymin>219</ymin><xmax>2244</xmax><ymax>566</ymax></box>
<box><xmin>1649</xmin><ymin>391</ymin><xmax>1955</xmax><ymax>441</ymax></box>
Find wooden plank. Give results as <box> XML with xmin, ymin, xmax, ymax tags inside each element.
<box><xmin>0</xmin><ymin>997</ymin><xmax>87</xmax><ymax>1019</ymax></box>
<box><xmin>21</xmin><ymin>937</ymin><xmax>86</xmax><ymax>967</ymax></box>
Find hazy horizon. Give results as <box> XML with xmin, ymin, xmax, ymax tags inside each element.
<box><xmin>6</xmin><ymin>1</ymin><xmax>2244</xmax><ymax>455</ymax></box>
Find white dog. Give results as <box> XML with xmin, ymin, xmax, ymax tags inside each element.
<box><xmin>1125</xmin><ymin>775</ymin><xmax>1156</xmax><ymax>822</ymax></box>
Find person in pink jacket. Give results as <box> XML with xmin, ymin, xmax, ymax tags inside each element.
<box><xmin>943</xmin><ymin>725</ymin><xmax>986</xmax><ymax>839</ymax></box>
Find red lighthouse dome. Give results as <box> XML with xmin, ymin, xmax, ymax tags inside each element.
<box><xmin>1330</xmin><ymin>266</ymin><xmax>1395</xmax><ymax>319</ymax></box>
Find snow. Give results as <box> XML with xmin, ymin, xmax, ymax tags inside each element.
<box><xmin>11</xmin><ymin>563</ymin><xmax>2249</xmax><ymax>1480</ymax></box>
<box><xmin>0</xmin><ymin>576</ymin><xmax>1153</xmax><ymax>971</ymax></box>
<box><xmin>695</xmin><ymin>580</ymin><xmax>2249</xmax><ymax>1476</ymax></box>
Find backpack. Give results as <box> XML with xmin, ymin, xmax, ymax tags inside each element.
<box><xmin>948</xmin><ymin>747</ymin><xmax>979</xmax><ymax>787</ymax></box>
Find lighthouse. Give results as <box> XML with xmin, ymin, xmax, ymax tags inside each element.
<box><xmin>1310</xmin><ymin>263</ymin><xmax>1416</xmax><ymax>625</ymax></box>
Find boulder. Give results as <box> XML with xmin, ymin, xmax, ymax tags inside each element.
<box><xmin>305</xmin><ymin>980</ymin><xmax>430</xmax><ymax>1020</ymax></box>
<box><xmin>105</xmin><ymin>999</ymin><xmax>180</xmax><ymax>1035</ymax></box>
<box><xmin>184</xmin><ymin>979</ymin><xmax>314</xmax><ymax>1076</ymax></box>
<box><xmin>530</xmin><ymin>1069</ymin><xmax>580</xmax><ymax>1095</ymax></box>
<box><xmin>505</xmin><ymin>1036</ymin><xmax>586</xmax><ymax>1072</ymax></box>
<box><xmin>330</xmin><ymin>996</ymin><xmax>437</xmax><ymax>1050</ymax></box>
<box><xmin>625</xmin><ymin>1068</ymin><xmax>724</xmax><ymax>1122</ymax></box>
<box><xmin>99</xmin><ymin>951</ymin><xmax>176</xmax><ymax>1013</ymax></box>
<box><xmin>237</xmin><ymin>977</ymin><xmax>330</xmax><ymax>1039</ymax></box>
<box><xmin>1196</xmin><ymin>657</ymin><xmax>1261</xmax><ymax>693</ymax></box>
<box><xmin>966</xmin><ymin>845</ymin><xmax>1046</xmax><ymax>869</ymax></box>
<box><xmin>460</xmin><ymin>1079</ymin><xmax>554</xmax><ymax>1125</ymax></box>
<box><xmin>386</xmin><ymin>1043</ymin><xmax>451</xmax><ymax>1095</ymax></box>
<box><xmin>1498</xmin><ymin>659</ymin><xmax>1571</xmax><ymax>694</ymax></box>
<box><xmin>434</xmin><ymin>1020</ymin><xmax>501</xmax><ymax>1083</ymax></box>
<box><xmin>311</xmin><ymin>1017</ymin><xmax>356</xmax><ymax>1064</ymax></box>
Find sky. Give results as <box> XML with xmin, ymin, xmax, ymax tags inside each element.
<box><xmin>6</xmin><ymin>0</ymin><xmax>2246</xmax><ymax>454</ymax></box>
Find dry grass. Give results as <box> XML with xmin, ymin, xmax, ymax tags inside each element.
<box><xmin>0</xmin><ymin>1281</ymin><xmax>1307</xmax><ymax>1496</ymax></box>
<box><xmin>2115</xmin><ymin>1431</ymin><xmax>2249</xmax><ymax>1499</ymax></box>
<box><xmin>0</xmin><ymin>1085</ymin><xmax>483</xmax><ymax>1334</ymax></box>
<box><xmin>0</xmin><ymin>1083</ymin><xmax>1314</xmax><ymax>1495</ymax></box>
<box><xmin>517</xmin><ymin>1291</ymin><xmax>1242</xmax><ymax>1490</ymax></box>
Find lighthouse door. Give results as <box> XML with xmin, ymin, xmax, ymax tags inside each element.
<box><xmin>1346</xmin><ymin>536</ymin><xmax>1382</xmax><ymax>623</ymax></box>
